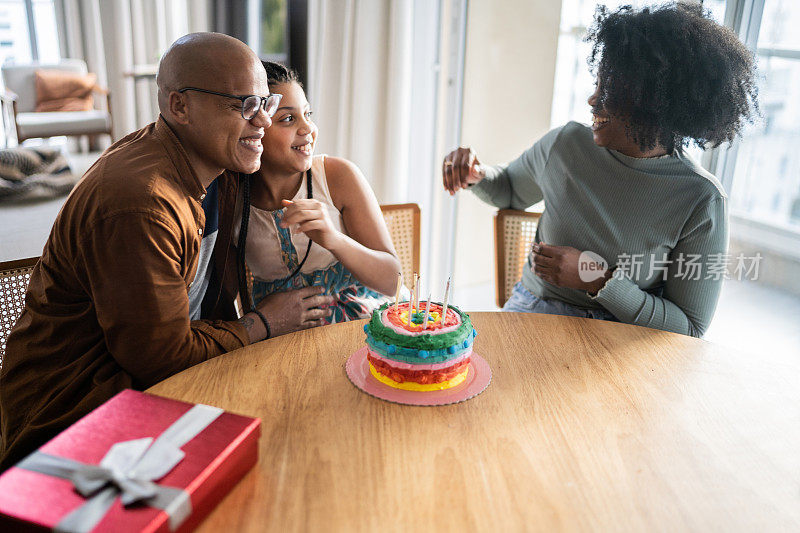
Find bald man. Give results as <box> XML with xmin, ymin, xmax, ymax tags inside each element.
<box><xmin>0</xmin><ymin>33</ymin><xmax>283</xmax><ymax>470</ymax></box>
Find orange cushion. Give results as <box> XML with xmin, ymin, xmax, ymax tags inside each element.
<box><xmin>34</xmin><ymin>69</ymin><xmax>97</xmax><ymax>112</ymax></box>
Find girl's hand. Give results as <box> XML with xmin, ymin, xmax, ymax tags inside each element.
<box><xmin>280</xmin><ymin>199</ymin><xmax>343</xmax><ymax>251</ymax></box>
<box><xmin>531</xmin><ymin>242</ymin><xmax>611</xmax><ymax>294</ymax></box>
<box><xmin>442</xmin><ymin>147</ymin><xmax>485</xmax><ymax>195</ymax></box>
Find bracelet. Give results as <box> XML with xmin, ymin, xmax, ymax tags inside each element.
<box><xmin>251</xmin><ymin>309</ymin><xmax>271</xmax><ymax>339</ymax></box>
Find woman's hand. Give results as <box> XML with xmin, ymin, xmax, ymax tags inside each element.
<box><xmin>442</xmin><ymin>147</ymin><xmax>485</xmax><ymax>195</ymax></box>
<box><xmin>255</xmin><ymin>286</ymin><xmax>335</xmax><ymax>336</ymax></box>
<box><xmin>531</xmin><ymin>243</ymin><xmax>612</xmax><ymax>295</ymax></box>
<box><xmin>280</xmin><ymin>199</ymin><xmax>343</xmax><ymax>251</ymax></box>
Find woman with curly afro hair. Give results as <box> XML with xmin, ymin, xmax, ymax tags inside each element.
<box><xmin>442</xmin><ymin>2</ymin><xmax>758</xmax><ymax>338</ymax></box>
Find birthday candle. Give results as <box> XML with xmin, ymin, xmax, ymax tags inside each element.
<box><xmin>414</xmin><ymin>274</ymin><xmax>422</xmax><ymax>313</ymax></box>
<box><xmin>422</xmin><ymin>293</ymin><xmax>432</xmax><ymax>330</ymax></box>
<box><xmin>408</xmin><ymin>288</ymin><xmax>414</xmax><ymax>326</ymax></box>
<box><xmin>393</xmin><ymin>272</ymin><xmax>402</xmax><ymax>311</ymax></box>
<box><xmin>441</xmin><ymin>276</ymin><xmax>451</xmax><ymax>325</ymax></box>
<box><xmin>412</xmin><ymin>272</ymin><xmax>419</xmax><ymax>311</ymax></box>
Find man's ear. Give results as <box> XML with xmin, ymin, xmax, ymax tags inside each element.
<box><xmin>168</xmin><ymin>91</ymin><xmax>191</xmax><ymax>125</ymax></box>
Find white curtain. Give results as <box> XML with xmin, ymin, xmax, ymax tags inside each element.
<box><xmin>307</xmin><ymin>0</ymin><xmax>415</xmax><ymax>204</ymax></box>
<box><xmin>55</xmin><ymin>0</ymin><xmax>212</xmax><ymax>141</ymax></box>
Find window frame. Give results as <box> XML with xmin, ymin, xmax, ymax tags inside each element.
<box><xmin>23</xmin><ymin>0</ymin><xmax>38</xmax><ymax>59</ymax></box>
<box><xmin>702</xmin><ymin>0</ymin><xmax>764</xmax><ymax>192</ymax></box>
<box><xmin>704</xmin><ymin>0</ymin><xmax>800</xmax><ymax>254</ymax></box>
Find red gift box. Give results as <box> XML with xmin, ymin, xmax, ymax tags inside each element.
<box><xmin>0</xmin><ymin>389</ymin><xmax>260</xmax><ymax>532</ymax></box>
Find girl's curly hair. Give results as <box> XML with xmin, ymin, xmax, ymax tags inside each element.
<box><xmin>586</xmin><ymin>1</ymin><xmax>759</xmax><ymax>150</ymax></box>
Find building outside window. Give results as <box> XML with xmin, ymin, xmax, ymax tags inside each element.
<box><xmin>727</xmin><ymin>0</ymin><xmax>800</xmax><ymax>229</ymax></box>
<box><xmin>0</xmin><ymin>0</ymin><xmax>59</xmax><ymax>65</ymax></box>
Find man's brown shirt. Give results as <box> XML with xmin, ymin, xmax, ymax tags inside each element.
<box><xmin>0</xmin><ymin>117</ymin><xmax>247</xmax><ymax>470</ymax></box>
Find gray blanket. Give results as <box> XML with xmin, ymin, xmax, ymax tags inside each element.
<box><xmin>0</xmin><ymin>146</ymin><xmax>79</xmax><ymax>199</ymax></box>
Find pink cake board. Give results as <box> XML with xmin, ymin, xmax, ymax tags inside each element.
<box><xmin>345</xmin><ymin>346</ymin><xmax>492</xmax><ymax>406</ymax></box>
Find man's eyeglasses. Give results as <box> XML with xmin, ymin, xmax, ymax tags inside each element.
<box><xmin>177</xmin><ymin>87</ymin><xmax>282</xmax><ymax>120</ymax></box>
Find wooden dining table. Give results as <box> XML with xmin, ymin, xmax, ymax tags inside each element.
<box><xmin>147</xmin><ymin>312</ymin><xmax>800</xmax><ymax>532</ymax></box>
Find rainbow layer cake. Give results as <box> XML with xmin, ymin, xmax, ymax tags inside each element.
<box><xmin>363</xmin><ymin>301</ymin><xmax>477</xmax><ymax>391</ymax></box>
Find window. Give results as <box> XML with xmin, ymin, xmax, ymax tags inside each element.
<box><xmin>0</xmin><ymin>0</ymin><xmax>59</xmax><ymax>65</ymax></box>
<box><xmin>247</xmin><ymin>0</ymin><xmax>307</xmax><ymax>84</ymax></box>
<box><xmin>726</xmin><ymin>0</ymin><xmax>800</xmax><ymax>228</ymax></box>
<box><xmin>260</xmin><ymin>0</ymin><xmax>288</xmax><ymax>61</ymax></box>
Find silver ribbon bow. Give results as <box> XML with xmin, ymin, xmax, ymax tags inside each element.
<box><xmin>17</xmin><ymin>403</ymin><xmax>224</xmax><ymax>533</ymax></box>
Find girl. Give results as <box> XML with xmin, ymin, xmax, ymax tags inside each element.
<box><xmin>235</xmin><ymin>61</ymin><xmax>401</xmax><ymax>334</ymax></box>
<box><xmin>443</xmin><ymin>3</ymin><xmax>758</xmax><ymax>337</ymax></box>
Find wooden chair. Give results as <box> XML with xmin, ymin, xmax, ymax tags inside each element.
<box><xmin>0</xmin><ymin>257</ymin><xmax>38</xmax><ymax>366</ymax></box>
<box><xmin>494</xmin><ymin>209</ymin><xmax>542</xmax><ymax>308</ymax></box>
<box><xmin>380</xmin><ymin>203</ymin><xmax>420</xmax><ymax>287</ymax></box>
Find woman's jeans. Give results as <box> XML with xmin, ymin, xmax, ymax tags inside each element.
<box><xmin>502</xmin><ymin>282</ymin><xmax>618</xmax><ymax>322</ymax></box>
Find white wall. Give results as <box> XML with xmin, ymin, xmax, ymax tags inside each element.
<box><xmin>453</xmin><ymin>0</ymin><xmax>561</xmax><ymax>301</ymax></box>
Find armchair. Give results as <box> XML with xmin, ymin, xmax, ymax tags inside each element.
<box><xmin>1</xmin><ymin>59</ymin><xmax>113</xmax><ymax>145</ymax></box>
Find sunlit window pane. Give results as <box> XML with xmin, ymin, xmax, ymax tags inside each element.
<box><xmin>0</xmin><ymin>0</ymin><xmax>32</xmax><ymax>65</ymax></box>
<box><xmin>729</xmin><ymin>1</ymin><xmax>800</xmax><ymax>228</ymax></box>
<box><xmin>260</xmin><ymin>0</ymin><xmax>286</xmax><ymax>56</ymax></box>
<box><xmin>703</xmin><ymin>0</ymin><xmax>726</xmax><ymax>25</ymax></box>
<box><xmin>0</xmin><ymin>0</ymin><xmax>59</xmax><ymax>65</ymax></box>
<box><xmin>33</xmin><ymin>0</ymin><xmax>59</xmax><ymax>63</ymax></box>
<box><xmin>757</xmin><ymin>0</ymin><xmax>800</xmax><ymax>49</ymax></box>
<box><xmin>550</xmin><ymin>32</ymin><xmax>593</xmax><ymax>128</ymax></box>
